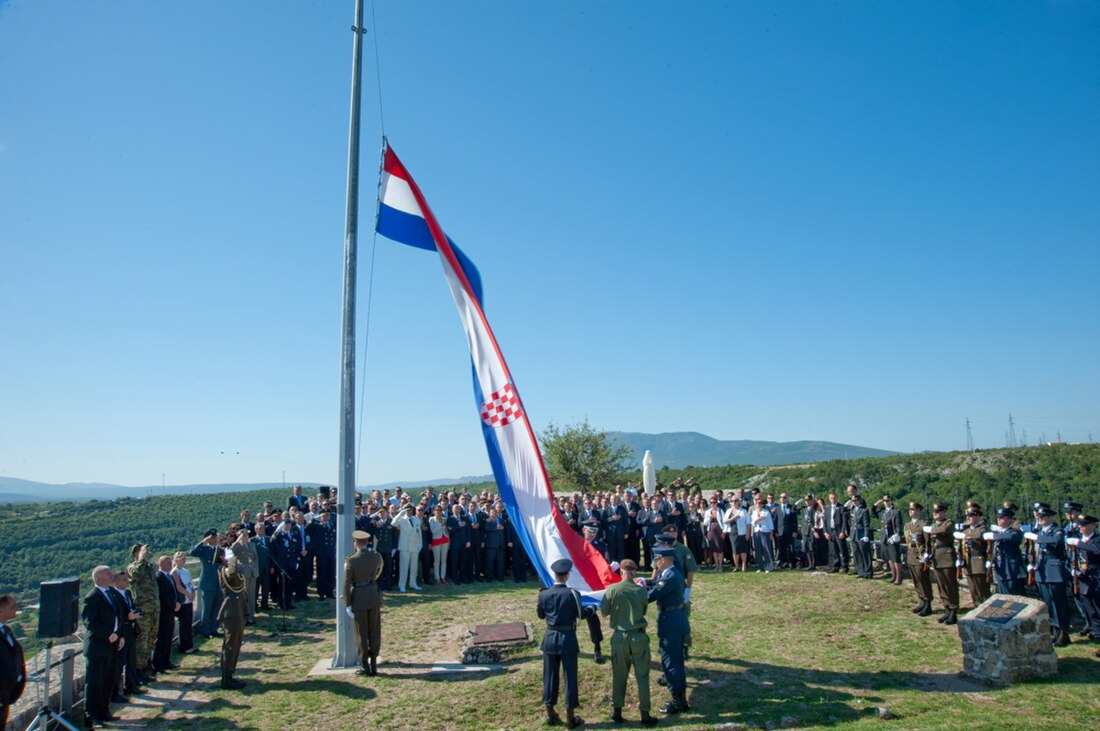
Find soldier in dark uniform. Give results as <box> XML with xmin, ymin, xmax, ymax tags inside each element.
<box><xmin>925</xmin><ymin>503</ymin><xmax>960</xmax><ymax>625</ymax></box>
<box><xmin>876</xmin><ymin>495</ymin><xmax>904</xmax><ymax>584</ymax></box>
<box><xmin>309</xmin><ymin>511</ymin><xmax>337</xmax><ymax>599</ymax></box>
<box><xmin>218</xmin><ymin>556</ymin><xmax>248</xmax><ymax>689</ymax></box>
<box><xmin>344</xmin><ymin>530</ymin><xmax>384</xmax><ymax>676</ymax></box>
<box><xmin>905</xmin><ymin>502</ymin><xmax>934</xmax><ymax>616</ymax></box>
<box><xmin>960</xmin><ymin>508</ymin><xmax>992</xmax><ymax>607</ymax></box>
<box><xmin>370</xmin><ymin>507</ymin><xmax>396</xmax><ymax>591</ymax></box>
<box><xmin>270</xmin><ymin>519</ymin><xmax>298</xmax><ymax>610</ymax></box>
<box><xmin>537</xmin><ymin>558</ymin><xmax>590</xmax><ymax>729</ymax></box>
<box><xmin>986</xmin><ymin>507</ymin><xmax>1027</xmax><ymax>595</ymax></box>
<box><xmin>648</xmin><ymin>546</ymin><xmax>690</xmax><ymax>714</ymax></box>
<box><xmin>1027</xmin><ymin>506</ymin><xmax>1071</xmax><ymax>646</ymax></box>
<box><xmin>1067</xmin><ymin>514</ymin><xmax>1100</xmax><ymax>644</ymax></box>
<box><xmin>1061</xmin><ymin>501</ymin><xmax>1087</xmax><ymax>636</ymax></box>
<box><xmin>581</xmin><ymin>521</ymin><xmax>608</xmax><ymax>664</ymax></box>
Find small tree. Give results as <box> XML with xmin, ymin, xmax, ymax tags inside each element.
<box><xmin>539</xmin><ymin>419</ymin><xmax>632</xmax><ymax>494</ymax></box>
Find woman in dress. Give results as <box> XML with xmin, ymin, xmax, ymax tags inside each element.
<box><xmin>702</xmin><ymin>496</ymin><xmax>727</xmax><ymax>572</ymax></box>
<box><xmin>428</xmin><ymin>505</ymin><xmax>450</xmax><ymax>584</ymax></box>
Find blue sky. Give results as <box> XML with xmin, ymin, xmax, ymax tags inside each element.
<box><xmin>2</xmin><ymin>1</ymin><xmax>1097</xmax><ymax>488</ymax></box>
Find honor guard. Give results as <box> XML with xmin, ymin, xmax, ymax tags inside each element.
<box><xmin>984</xmin><ymin>507</ymin><xmax>1027</xmax><ymax>595</ymax></box>
<box><xmin>960</xmin><ymin>507</ymin><xmax>992</xmax><ymax>607</ymax></box>
<box><xmin>599</xmin><ymin>559</ymin><xmax>657</xmax><ymax>727</ymax></box>
<box><xmin>1062</xmin><ymin>501</ymin><xmax>1088</xmax><ymax>637</ymax></box>
<box><xmin>924</xmin><ymin>503</ymin><xmax>960</xmax><ymax>625</ymax></box>
<box><xmin>906</xmin><ymin>502</ymin><xmax>934</xmax><ymax>617</ymax></box>
<box><xmin>344</xmin><ymin>530</ymin><xmax>384</xmax><ymax>676</ymax></box>
<box><xmin>649</xmin><ymin>545</ymin><xmax>690</xmax><ymax>714</ymax></box>
<box><xmin>537</xmin><ymin>558</ymin><xmax>591</xmax><ymax>729</ymax></box>
<box><xmin>1066</xmin><ymin>515</ymin><xmax>1100</xmax><ymax>643</ymax></box>
<box><xmin>1026</xmin><ymin>506</ymin><xmax>1071</xmax><ymax>646</ymax></box>
<box><xmin>217</xmin><ymin>556</ymin><xmax>247</xmax><ymax>689</ymax></box>
<box><xmin>580</xmin><ymin>521</ymin><xmax>608</xmax><ymax>664</ymax></box>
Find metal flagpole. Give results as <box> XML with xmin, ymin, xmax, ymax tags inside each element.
<box><xmin>334</xmin><ymin>0</ymin><xmax>366</xmax><ymax>669</ymax></box>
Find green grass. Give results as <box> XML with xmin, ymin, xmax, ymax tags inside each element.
<box><xmin>115</xmin><ymin>572</ymin><xmax>1098</xmax><ymax>730</ymax></box>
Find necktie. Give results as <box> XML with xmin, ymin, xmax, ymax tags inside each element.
<box><xmin>2</xmin><ymin>625</ymin><xmax>12</xmax><ymax>646</ymax></box>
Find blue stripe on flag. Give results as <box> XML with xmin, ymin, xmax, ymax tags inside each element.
<box><xmin>377</xmin><ymin>204</ymin><xmax>436</xmax><ymax>251</ymax></box>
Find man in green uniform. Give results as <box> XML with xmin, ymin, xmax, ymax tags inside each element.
<box><xmin>924</xmin><ymin>503</ymin><xmax>960</xmax><ymax>625</ymax></box>
<box><xmin>599</xmin><ymin>560</ymin><xmax>658</xmax><ymax>727</ymax></box>
<box><xmin>905</xmin><ymin>502</ymin><xmax>934</xmax><ymax>617</ymax></box>
<box><xmin>960</xmin><ymin>507</ymin><xmax>992</xmax><ymax>608</ymax></box>
<box><xmin>218</xmin><ymin>555</ymin><xmax>247</xmax><ymax>689</ymax></box>
<box><xmin>344</xmin><ymin>530</ymin><xmax>384</xmax><ymax>676</ymax></box>
<box><xmin>127</xmin><ymin>542</ymin><xmax>160</xmax><ymax>680</ymax></box>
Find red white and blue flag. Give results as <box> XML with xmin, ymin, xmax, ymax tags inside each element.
<box><xmin>375</xmin><ymin>142</ymin><xmax>617</xmax><ymax>601</ymax></box>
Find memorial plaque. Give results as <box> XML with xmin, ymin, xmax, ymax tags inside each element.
<box><xmin>973</xmin><ymin>599</ymin><xmax>1028</xmax><ymax>625</ymax></box>
<box><xmin>470</xmin><ymin>622</ymin><xmax>529</xmax><ymax>645</ymax></box>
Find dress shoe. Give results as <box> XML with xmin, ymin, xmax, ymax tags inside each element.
<box><xmin>565</xmin><ymin>708</ymin><xmax>584</xmax><ymax>728</ymax></box>
<box><xmin>659</xmin><ymin>700</ymin><xmax>682</xmax><ymax>714</ymax></box>
<box><xmin>410</xmin><ymin>584</ymin><xmax>422</xmax><ymax>590</ymax></box>
<box><xmin>610</xmin><ymin>708</ymin><xmax>624</xmax><ymax>723</ymax></box>
<box><xmin>354</xmin><ymin>667</ymin><xmax>369</xmax><ymax>676</ymax></box>
<box><xmin>220</xmin><ymin>677</ymin><xmax>246</xmax><ymax>690</ymax></box>
<box><xmin>944</xmin><ymin>609</ymin><xmax>958</xmax><ymax>626</ymax></box>
<box><xmin>545</xmin><ymin>706</ymin><xmax>562</xmax><ymax>726</ymax></box>
<box><xmin>639</xmin><ymin>711</ymin><xmax>659</xmax><ymax>727</ymax></box>
<box><xmin>918</xmin><ymin>602</ymin><xmax>933</xmax><ymax>617</ymax></box>
<box><xmin>126</xmin><ymin>686</ymin><xmax>147</xmax><ymax>695</ymax></box>
<box><xmin>1054</xmin><ymin>629</ymin><xmax>1071</xmax><ymax>647</ymax></box>
<box><xmin>911</xmin><ymin>603</ymin><xmax>923</xmax><ymax>614</ymax></box>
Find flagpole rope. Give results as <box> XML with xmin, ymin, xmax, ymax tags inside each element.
<box><xmin>355</xmin><ymin>1</ymin><xmax>388</xmax><ymax>491</ymax></box>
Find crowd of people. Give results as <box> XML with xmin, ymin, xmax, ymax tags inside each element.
<box><xmin>60</xmin><ymin>478</ymin><xmax>1097</xmax><ymax>727</ymax></box>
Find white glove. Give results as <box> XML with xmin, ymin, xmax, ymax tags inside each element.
<box><xmin>991</xmin><ymin>525</ymin><xmax>1004</xmax><ymax>533</ymax></box>
<box><xmin>922</xmin><ymin>526</ymin><xmax>932</xmax><ymax>534</ymax></box>
<box><xmin>1067</xmin><ymin>537</ymin><xmax>1080</xmax><ymax>546</ymax></box>
<box><xmin>953</xmin><ymin>531</ymin><xmax>966</xmax><ymax>540</ymax></box>
<box><xmin>890</xmin><ymin>535</ymin><xmax>900</xmax><ymax>544</ymax></box>
<box><xmin>345</xmin><ymin>606</ymin><xmax>354</xmax><ymax>618</ymax></box>
<box><xmin>610</xmin><ymin>561</ymin><xmax>621</xmax><ymax>573</ymax></box>
<box><xmin>955</xmin><ymin>523</ymin><xmax>965</xmax><ymax>531</ymax></box>
<box><xmin>982</xmin><ymin>532</ymin><xmax>994</xmax><ymax>541</ymax></box>
<box><xmin>955</xmin><ymin>559</ymin><xmax>965</xmax><ymax>568</ymax></box>
<box><xmin>1024</xmin><ymin>532</ymin><xmax>1038</xmax><ymax>541</ymax></box>
<box><xmin>1027</xmin><ymin>564</ymin><xmax>1035</xmax><ymax>572</ymax></box>
<box><xmin>985</xmin><ymin>561</ymin><xmax>992</xmax><ymax>570</ymax></box>
<box><xmin>920</xmin><ymin>553</ymin><xmax>931</xmax><ymax>563</ymax></box>
<box><xmin>683</xmin><ymin>587</ymin><xmax>692</xmax><ymax>603</ymax></box>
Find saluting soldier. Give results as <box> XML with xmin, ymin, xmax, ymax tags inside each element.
<box><xmin>960</xmin><ymin>507</ymin><xmax>992</xmax><ymax>607</ymax></box>
<box><xmin>537</xmin><ymin>558</ymin><xmax>590</xmax><ymax>729</ymax></box>
<box><xmin>344</xmin><ymin>530</ymin><xmax>384</xmax><ymax>676</ymax></box>
<box><xmin>905</xmin><ymin>502</ymin><xmax>934</xmax><ymax>617</ymax></box>
<box><xmin>581</xmin><ymin>521</ymin><xmax>608</xmax><ymax>664</ymax></box>
<box><xmin>1066</xmin><ymin>514</ymin><xmax>1100</xmax><ymax>644</ymax></box>
<box><xmin>648</xmin><ymin>545</ymin><xmax>690</xmax><ymax>714</ymax></box>
<box><xmin>127</xmin><ymin>543</ymin><xmax>160</xmax><ymax>676</ymax></box>
<box><xmin>924</xmin><ymin>503</ymin><xmax>960</xmax><ymax>625</ymax></box>
<box><xmin>877</xmin><ymin>495</ymin><xmax>904</xmax><ymax>585</ymax></box>
<box><xmin>599</xmin><ymin>560</ymin><xmax>657</xmax><ymax>727</ymax></box>
<box><xmin>217</xmin><ymin>555</ymin><xmax>248</xmax><ymax>689</ymax></box>
<box><xmin>1026</xmin><ymin>505</ymin><xmax>1071</xmax><ymax>647</ymax></box>
<box><xmin>985</xmin><ymin>507</ymin><xmax>1027</xmax><ymax>595</ymax></box>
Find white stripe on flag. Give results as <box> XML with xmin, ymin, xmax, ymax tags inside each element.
<box><xmin>379</xmin><ymin>172</ymin><xmax>422</xmax><ymax>217</ymax></box>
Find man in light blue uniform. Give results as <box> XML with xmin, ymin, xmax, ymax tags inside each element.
<box><xmin>648</xmin><ymin>545</ymin><xmax>690</xmax><ymax>714</ymax></box>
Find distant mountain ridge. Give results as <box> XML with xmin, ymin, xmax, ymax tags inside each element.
<box><xmin>609</xmin><ymin>431</ymin><xmax>897</xmax><ymax>468</ymax></box>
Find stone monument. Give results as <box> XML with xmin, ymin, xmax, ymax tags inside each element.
<box><xmin>956</xmin><ymin>594</ymin><xmax>1058</xmax><ymax>685</ymax></box>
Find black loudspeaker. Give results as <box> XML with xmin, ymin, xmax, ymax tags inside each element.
<box><xmin>319</xmin><ymin>485</ymin><xmax>331</xmax><ymax>500</ymax></box>
<box><xmin>38</xmin><ymin>577</ymin><xmax>81</xmax><ymax>638</ymax></box>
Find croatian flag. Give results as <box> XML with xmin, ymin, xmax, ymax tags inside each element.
<box><xmin>375</xmin><ymin>141</ymin><xmax>617</xmax><ymax>602</ymax></box>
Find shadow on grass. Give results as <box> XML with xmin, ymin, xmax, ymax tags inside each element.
<box><xmin>241</xmin><ymin>676</ymin><xmax>378</xmax><ymax>700</ymax></box>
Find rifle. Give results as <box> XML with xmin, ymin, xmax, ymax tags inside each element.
<box><xmin>1026</xmin><ymin>535</ymin><xmax>1036</xmax><ymax>587</ymax></box>
<box><xmin>1072</xmin><ymin>543</ymin><xmax>1081</xmax><ymax>596</ymax></box>
<box><xmin>955</xmin><ymin>489</ymin><xmax>964</xmax><ymax>580</ymax></box>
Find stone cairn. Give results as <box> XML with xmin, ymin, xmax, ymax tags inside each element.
<box><xmin>957</xmin><ymin>594</ymin><xmax>1058</xmax><ymax>685</ymax></box>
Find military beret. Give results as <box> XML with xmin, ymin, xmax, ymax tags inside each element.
<box><xmin>1036</xmin><ymin>506</ymin><xmax>1056</xmax><ymax>518</ymax></box>
<box><xmin>352</xmin><ymin>530</ymin><xmax>370</xmax><ymax>541</ymax></box>
<box><xmin>653</xmin><ymin>546</ymin><xmax>676</xmax><ymax>558</ymax></box>
<box><xmin>654</xmin><ymin>534</ymin><xmax>675</xmax><ymax>546</ymax></box>
<box><xmin>581</xmin><ymin>520</ymin><xmax>600</xmax><ymax>530</ymax></box>
<box><xmin>1076</xmin><ymin>514</ymin><xmax>1098</xmax><ymax>526</ymax></box>
<box><xmin>931</xmin><ymin>503</ymin><xmax>947</xmax><ymax>512</ymax></box>
<box><xmin>1063</xmin><ymin>501</ymin><xmax>1084</xmax><ymax>512</ymax></box>
<box><xmin>550</xmin><ymin>558</ymin><xmax>573</xmax><ymax>574</ymax></box>
<box><xmin>996</xmin><ymin>507</ymin><xmax>1015</xmax><ymax>519</ymax></box>
<box><xmin>908</xmin><ymin>501</ymin><xmax>922</xmax><ymax>511</ymax></box>
<box><xmin>130</xmin><ymin>542</ymin><xmax>147</xmax><ymax>555</ymax></box>
<box><xmin>619</xmin><ymin>559</ymin><xmax>639</xmax><ymax>572</ymax></box>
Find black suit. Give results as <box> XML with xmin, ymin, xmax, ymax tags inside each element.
<box><xmin>153</xmin><ymin>571</ymin><xmax>177</xmax><ymax>671</ymax></box>
<box><xmin>774</xmin><ymin>502</ymin><xmax>799</xmax><ymax>567</ymax></box>
<box><xmin>0</xmin><ymin>621</ymin><xmax>26</xmax><ymax>729</ymax></box>
<box><xmin>82</xmin><ymin>587</ymin><xmax>123</xmax><ymax>723</ymax></box>
<box><xmin>112</xmin><ymin>587</ymin><xmax>140</xmax><ymax>695</ymax></box>
<box><xmin>824</xmin><ymin>503</ymin><xmax>850</xmax><ymax>571</ymax></box>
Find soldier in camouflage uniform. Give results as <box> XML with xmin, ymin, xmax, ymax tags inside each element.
<box><xmin>127</xmin><ymin>542</ymin><xmax>160</xmax><ymax>677</ymax></box>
